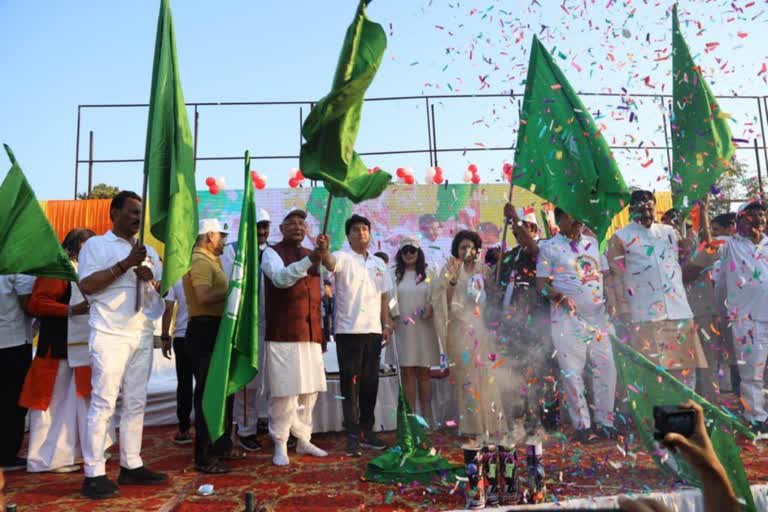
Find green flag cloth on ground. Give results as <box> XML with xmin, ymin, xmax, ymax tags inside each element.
<box><xmin>0</xmin><ymin>145</ymin><xmax>78</xmax><ymax>281</ymax></box>
<box><xmin>203</xmin><ymin>152</ymin><xmax>259</xmax><ymax>440</ymax></box>
<box><xmin>366</xmin><ymin>386</ymin><xmax>462</xmax><ymax>484</ymax></box>
<box><xmin>671</xmin><ymin>4</ymin><xmax>735</xmax><ymax>213</ymax></box>
<box><xmin>612</xmin><ymin>338</ymin><xmax>756</xmax><ymax>511</ymax></box>
<box><xmin>144</xmin><ymin>0</ymin><xmax>198</xmax><ymax>295</ymax></box>
<box><xmin>299</xmin><ymin>0</ymin><xmax>391</xmax><ymax>204</ymax></box>
<box><xmin>435</xmin><ymin>183</ymin><xmax>475</xmax><ymax>222</ymax></box>
<box><xmin>513</xmin><ymin>36</ymin><xmax>630</xmax><ymax>244</ymax></box>
<box><xmin>307</xmin><ymin>187</ymin><xmax>353</xmax><ymax>251</ymax></box>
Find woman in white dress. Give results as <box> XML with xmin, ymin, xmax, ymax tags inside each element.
<box><xmin>390</xmin><ymin>236</ymin><xmax>441</xmax><ymax>427</ymax></box>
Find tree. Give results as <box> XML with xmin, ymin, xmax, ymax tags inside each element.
<box><xmin>709</xmin><ymin>159</ymin><xmax>753</xmax><ymax>216</ymax></box>
<box><xmin>77</xmin><ymin>183</ymin><xmax>120</xmax><ymax>200</ymax></box>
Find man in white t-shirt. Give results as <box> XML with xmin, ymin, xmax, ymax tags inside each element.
<box><xmin>322</xmin><ymin>214</ymin><xmax>393</xmax><ymax>457</ymax></box>
<box><xmin>161</xmin><ymin>278</ymin><xmax>193</xmax><ymax>445</ymax></box>
<box><xmin>0</xmin><ymin>273</ymin><xmax>35</xmax><ymax>471</ymax></box>
<box><xmin>77</xmin><ymin>191</ymin><xmax>167</xmax><ymax>499</ymax></box>
<box><xmin>536</xmin><ymin>207</ymin><xmax>617</xmax><ymax>443</ymax></box>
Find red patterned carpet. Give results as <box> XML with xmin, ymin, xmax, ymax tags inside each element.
<box><xmin>5</xmin><ymin>425</ymin><xmax>767</xmax><ymax>511</ymax></box>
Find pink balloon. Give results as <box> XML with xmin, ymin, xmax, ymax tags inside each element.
<box><xmin>296</xmin><ymin>169</ymin><xmax>305</xmax><ymax>180</ymax></box>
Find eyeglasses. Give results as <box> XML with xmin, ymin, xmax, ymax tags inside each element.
<box><xmin>401</xmin><ymin>246</ymin><xmax>418</xmax><ymax>255</ymax></box>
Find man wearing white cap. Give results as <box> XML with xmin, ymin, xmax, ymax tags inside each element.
<box><xmin>182</xmin><ymin>218</ymin><xmax>238</xmax><ymax>474</ymax></box>
<box><xmin>78</xmin><ymin>191</ymin><xmax>167</xmax><ymax>499</ymax></box>
<box><xmin>229</xmin><ymin>208</ymin><xmax>271</xmax><ymax>451</ymax></box>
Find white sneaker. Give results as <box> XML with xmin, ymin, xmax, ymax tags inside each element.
<box><xmin>296</xmin><ymin>440</ymin><xmax>328</xmax><ymax>457</ymax></box>
<box><xmin>272</xmin><ymin>442</ymin><xmax>290</xmax><ymax>466</ymax></box>
<box><xmin>50</xmin><ymin>464</ymin><xmax>81</xmax><ymax>474</ymax></box>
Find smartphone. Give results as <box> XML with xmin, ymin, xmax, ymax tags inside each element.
<box><xmin>653</xmin><ymin>405</ymin><xmax>695</xmax><ymax>441</ymax></box>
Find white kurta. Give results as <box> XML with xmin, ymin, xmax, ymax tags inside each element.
<box><xmin>261</xmin><ymin>247</ymin><xmax>327</xmax><ymax>398</ymax></box>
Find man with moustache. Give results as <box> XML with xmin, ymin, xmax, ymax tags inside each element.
<box><xmin>183</xmin><ymin>219</ymin><xmax>238</xmax><ymax>474</ymax></box>
<box><xmin>536</xmin><ymin>208</ymin><xmax>617</xmax><ymax>442</ymax></box>
<box><xmin>261</xmin><ymin>209</ymin><xmax>329</xmax><ymax>465</ymax></box>
<box><xmin>322</xmin><ymin>214</ymin><xmax>393</xmax><ymax>457</ymax></box>
<box><xmin>78</xmin><ymin>191</ymin><xmax>167</xmax><ymax>499</ymax></box>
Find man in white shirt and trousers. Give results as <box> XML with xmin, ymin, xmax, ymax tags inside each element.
<box><xmin>323</xmin><ymin>214</ymin><xmax>393</xmax><ymax>457</ymax></box>
<box><xmin>261</xmin><ymin>209</ymin><xmax>329</xmax><ymax>465</ymax></box>
<box><xmin>0</xmin><ymin>273</ymin><xmax>35</xmax><ymax>471</ymax></box>
<box><xmin>78</xmin><ymin>191</ymin><xmax>167</xmax><ymax>499</ymax></box>
<box><xmin>536</xmin><ymin>207</ymin><xmax>617</xmax><ymax>443</ymax></box>
<box><xmin>223</xmin><ymin>208</ymin><xmax>271</xmax><ymax>451</ymax></box>
<box><xmin>607</xmin><ymin>190</ymin><xmax>706</xmax><ymax>389</ymax></box>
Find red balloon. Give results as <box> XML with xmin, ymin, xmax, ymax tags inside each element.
<box><xmin>468</xmin><ymin>164</ymin><xmax>478</xmax><ymax>174</ymax></box>
<box><xmin>396</xmin><ymin>167</ymin><xmax>406</xmax><ymax>178</ymax></box>
<box><xmin>433</xmin><ymin>174</ymin><xmax>444</xmax><ymax>185</ymax></box>
<box><xmin>502</xmin><ymin>162</ymin><xmax>513</xmax><ymax>175</ymax></box>
<box><xmin>404</xmin><ymin>175</ymin><xmax>415</xmax><ymax>185</ymax></box>
<box><xmin>205</xmin><ymin>177</ymin><xmax>216</xmax><ymax>187</ymax></box>
<box><xmin>288</xmin><ymin>177</ymin><xmax>299</xmax><ymax>188</ymax></box>
<box><xmin>209</xmin><ymin>184</ymin><xmax>220</xmax><ymax>195</ymax></box>
<box><xmin>296</xmin><ymin>170</ymin><xmax>305</xmax><ymax>180</ymax></box>
<box><xmin>254</xmin><ymin>179</ymin><xmax>266</xmax><ymax>190</ymax></box>
<box><xmin>470</xmin><ymin>174</ymin><xmax>480</xmax><ymax>184</ymax></box>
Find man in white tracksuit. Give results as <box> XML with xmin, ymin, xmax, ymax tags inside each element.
<box><xmin>78</xmin><ymin>191</ymin><xmax>167</xmax><ymax>499</ymax></box>
<box><xmin>224</xmin><ymin>208</ymin><xmax>271</xmax><ymax>451</ymax></box>
<box><xmin>536</xmin><ymin>207</ymin><xmax>617</xmax><ymax>443</ymax></box>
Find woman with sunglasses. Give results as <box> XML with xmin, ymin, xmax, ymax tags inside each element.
<box><xmin>390</xmin><ymin>237</ymin><xmax>440</xmax><ymax>428</ymax></box>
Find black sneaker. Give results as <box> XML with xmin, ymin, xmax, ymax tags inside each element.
<box><xmin>345</xmin><ymin>435</ymin><xmax>362</xmax><ymax>457</ymax></box>
<box><xmin>238</xmin><ymin>435</ymin><xmax>263</xmax><ymax>452</ymax></box>
<box><xmin>361</xmin><ymin>431</ymin><xmax>388</xmax><ymax>450</ymax></box>
<box><xmin>117</xmin><ymin>465</ymin><xmax>168</xmax><ymax>485</ymax></box>
<box><xmin>0</xmin><ymin>457</ymin><xmax>26</xmax><ymax>472</ymax></box>
<box><xmin>595</xmin><ymin>425</ymin><xmax>617</xmax><ymax>440</ymax></box>
<box><xmin>173</xmin><ymin>430</ymin><xmax>193</xmax><ymax>445</ymax></box>
<box><xmin>574</xmin><ymin>429</ymin><xmax>594</xmax><ymax>444</ymax></box>
<box><xmin>81</xmin><ymin>475</ymin><xmax>119</xmax><ymax>499</ymax></box>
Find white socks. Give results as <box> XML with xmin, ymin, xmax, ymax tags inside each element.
<box><xmin>296</xmin><ymin>440</ymin><xmax>328</xmax><ymax>457</ymax></box>
<box><xmin>272</xmin><ymin>442</ymin><xmax>289</xmax><ymax>466</ymax></box>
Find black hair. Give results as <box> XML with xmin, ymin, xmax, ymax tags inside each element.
<box><xmin>662</xmin><ymin>208</ymin><xmax>680</xmax><ymax>223</ymax></box>
<box><xmin>554</xmin><ymin>207</ymin><xmax>566</xmax><ymax>222</ymax></box>
<box><xmin>62</xmin><ymin>228</ymin><xmax>96</xmax><ymax>261</ymax></box>
<box><xmin>630</xmin><ymin>189</ymin><xmax>656</xmax><ymax>206</ymax></box>
<box><xmin>712</xmin><ymin>212</ymin><xmax>736</xmax><ymax>228</ymax></box>
<box><xmin>374</xmin><ymin>251</ymin><xmax>389</xmax><ymax>264</ymax></box>
<box><xmin>110</xmin><ymin>190</ymin><xmax>142</xmax><ymax>212</ymax></box>
<box><xmin>345</xmin><ymin>214</ymin><xmax>371</xmax><ymax>235</ymax></box>
<box><xmin>395</xmin><ymin>246</ymin><xmax>427</xmax><ymax>284</ymax></box>
<box><xmin>450</xmin><ymin>230</ymin><xmax>482</xmax><ymax>258</ymax></box>
<box><xmin>484</xmin><ymin>246</ymin><xmax>501</xmax><ymax>267</ymax></box>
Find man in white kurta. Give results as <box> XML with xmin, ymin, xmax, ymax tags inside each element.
<box><xmin>226</xmin><ymin>208</ymin><xmax>271</xmax><ymax>451</ymax></box>
<box><xmin>536</xmin><ymin>208</ymin><xmax>617</xmax><ymax>441</ymax></box>
<box><xmin>261</xmin><ymin>209</ymin><xmax>328</xmax><ymax>466</ymax></box>
<box><xmin>77</xmin><ymin>191</ymin><xmax>167</xmax><ymax>499</ymax></box>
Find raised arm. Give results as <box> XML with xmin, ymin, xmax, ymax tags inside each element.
<box><xmin>261</xmin><ymin>247</ymin><xmax>316</xmax><ymax>289</ymax></box>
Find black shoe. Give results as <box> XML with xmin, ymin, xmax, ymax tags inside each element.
<box><xmin>173</xmin><ymin>430</ymin><xmax>193</xmax><ymax>445</ymax></box>
<box><xmin>117</xmin><ymin>465</ymin><xmax>168</xmax><ymax>485</ymax></box>
<box><xmin>81</xmin><ymin>475</ymin><xmax>120</xmax><ymax>499</ymax></box>
<box><xmin>0</xmin><ymin>457</ymin><xmax>26</xmax><ymax>472</ymax></box>
<box><xmin>238</xmin><ymin>435</ymin><xmax>263</xmax><ymax>452</ymax></box>
<box><xmin>345</xmin><ymin>436</ymin><xmax>362</xmax><ymax>457</ymax></box>
<box><xmin>361</xmin><ymin>431</ymin><xmax>388</xmax><ymax>450</ymax></box>
<box><xmin>595</xmin><ymin>424</ymin><xmax>617</xmax><ymax>440</ymax></box>
<box><xmin>574</xmin><ymin>429</ymin><xmax>594</xmax><ymax>444</ymax></box>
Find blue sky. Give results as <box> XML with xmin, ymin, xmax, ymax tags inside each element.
<box><xmin>2</xmin><ymin>0</ymin><xmax>767</xmax><ymax>200</ymax></box>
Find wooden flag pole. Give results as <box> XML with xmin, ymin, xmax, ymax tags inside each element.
<box><xmin>134</xmin><ymin>170</ymin><xmax>150</xmax><ymax>311</ymax></box>
<box><xmin>321</xmin><ymin>192</ymin><xmax>334</xmax><ymax>235</ymax></box>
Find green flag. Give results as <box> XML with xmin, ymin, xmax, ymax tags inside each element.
<box><xmin>144</xmin><ymin>0</ymin><xmax>198</xmax><ymax>295</ymax></box>
<box><xmin>366</xmin><ymin>386</ymin><xmax>461</xmax><ymax>484</ymax></box>
<box><xmin>300</xmin><ymin>0</ymin><xmax>391</xmax><ymax>204</ymax></box>
<box><xmin>203</xmin><ymin>152</ymin><xmax>260</xmax><ymax>440</ymax></box>
<box><xmin>671</xmin><ymin>4</ymin><xmax>735</xmax><ymax>212</ymax></box>
<box><xmin>435</xmin><ymin>183</ymin><xmax>475</xmax><ymax>222</ymax></box>
<box><xmin>612</xmin><ymin>339</ymin><xmax>756</xmax><ymax>511</ymax></box>
<box><xmin>513</xmin><ymin>36</ymin><xmax>630</xmax><ymax>243</ymax></box>
<box><xmin>306</xmin><ymin>187</ymin><xmax>353</xmax><ymax>252</ymax></box>
<box><xmin>0</xmin><ymin>145</ymin><xmax>78</xmax><ymax>281</ymax></box>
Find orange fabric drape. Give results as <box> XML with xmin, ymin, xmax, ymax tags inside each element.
<box><xmin>42</xmin><ymin>199</ymin><xmax>112</xmax><ymax>242</ymax></box>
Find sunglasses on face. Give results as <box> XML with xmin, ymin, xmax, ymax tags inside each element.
<box><xmin>401</xmin><ymin>246</ymin><xmax>418</xmax><ymax>255</ymax></box>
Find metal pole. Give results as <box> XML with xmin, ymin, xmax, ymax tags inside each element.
<box><xmin>88</xmin><ymin>130</ymin><xmax>94</xmax><ymax>196</ymax></box>
<box><xmin>425</xmin><ymin>97</ymin><xmax>433</xmax><ymax>167</ymax></box>
<box><xmin>756</xmin><ymin>139</ymin><xmax>765</xmax><ymax>198</ymax></box>
<box><xmin>193</xmin><ymin>106</ymin><xmax>199</xmax><ymax>174</ymax></box>
<box><xmin>74</xmin><ymin>106</ymin><xmax>81</xmax><ymax>199</ymax></box>
<box><xmin>430</xmin><ymin>103</ymin><xmax>438</xmax><ymax>166</ymax></box>
<box><xmin>759</xmin><ymin>97</ymin><xmax>768</xmax><ymax>170</ymax></box>
<box><xmin>134</xmin><ymin>168</ymin><xmax>149</xmax><ymax>312</ymax></box>
<box><xmin>662</xmin><ymin>110</ymin><xmax>674</xmax><ymax>184</ymax></box>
